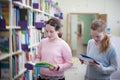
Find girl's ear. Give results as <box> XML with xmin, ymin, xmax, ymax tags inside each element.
<box><xmin>58</xmin><ymin>32</ymin><xmax>62</xmax><ymax>38</ymax></box>
<box><xmin>56</xmin><ymin>28</ymin><xmax>61</xmax><ymax>33</ymax></box>
<box><xmin>56</xmin><ymin>30</ymin><xmax>59</xmax><ymax>34</ymax></box>
<box><xmin>103</xmin><ymin>30</ymin><xmax>107</xmax><ymax>34</ymax></box>
<box><xmin>57</xmin><ymin>28</ymin><xmax>63</xmax><ymax>38</ymax></box>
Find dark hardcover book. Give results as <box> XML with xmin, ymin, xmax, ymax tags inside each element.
<box><xmin>0</xmin><ymin>31</ymin><xmax>9</xmax><ymax>53</ymax></box>
<box><xmin>79</xmin><ymin>54</ymin><xmax>99</xmax><ymax>65</ymax></box>
<box><xmin>19</xmin><ymin>8</ymin><xmax>28</xmax><ymax>21</ymax></box>
<box><xmin>0</xmin><ymin>60</ymin><xmax>10</xmax><ymax>79</ymax></box>
<box><xmin>2</xmin><ymin>6</ymin><xmax>9</xmax><ymax>26</ymax></box>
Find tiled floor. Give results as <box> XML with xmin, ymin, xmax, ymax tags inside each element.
<box><xmin>65</xmin><ymin>36</ymin><xmax>87</xmax><ymax>80</ymax></box>
<box><xmin>65</xmin><ymin>57</ymin><xmax>87</xmax><ymax>80</ymax></box>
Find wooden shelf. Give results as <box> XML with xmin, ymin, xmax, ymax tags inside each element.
<box><xmin>28</xmin><ymin>26</ymin><xmax>36</xmax><ymax>29</ymax></box>
<box><xmin>43</xmin><ymin>12</ymin><xmax>54</xmax><ymax>17</ymax></box>
<box><xmin>0</xmin><ymin>53</ymin><xmax>11</xmax><ymax>61</ymax></box>
<box><xmin>6</xmin><ymin>26</ymin><xmax>21</xmax><ymax>29</ymax></box>
<box><xmin>0</xmin><ymin>0</ymin><xmax>62</xmax><ymax>79</ymax></box>
<box><xmin>34</xmin><ymin>9</ymin><xmax>43</xmax><ymax>13</ymax></box>
<box><xmin>14</xmin><ymin>69</ymin><xmax>27</xmax><ymax>79</ymax></box>
<box><xmin>12</xmin><ymin>51</ymin><xmax>23</xmax><ymax>56</ymax></box>
<box><xmin>29</xmin><ymin>42</ymin><xmax>40</xmax><ymax>48</ymax></box>
<box><xmin>13</xmin><ymin>1</ymin><xmax>28</xmax><ymax>8</ymax></box>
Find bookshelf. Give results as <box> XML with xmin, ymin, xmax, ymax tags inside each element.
<box><xmin>0</xmin><ymin>0</ymin><xmax>63</xmax><ymax>80</ymax></box>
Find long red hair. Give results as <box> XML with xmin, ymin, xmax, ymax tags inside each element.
<box><xmin>91</xmin><ymin>20</ymin><xmax>110</xmax><ymax>53</ymax></box>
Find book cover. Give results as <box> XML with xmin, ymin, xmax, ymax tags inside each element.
<box><xmin>25</xmin><ymin>62</ymin><xmax>54</xmax><ymax>70</ymax></box>
<box><xmin>0</xmin><ymin>31</ymin><xmax>9</xmax><ymax>53</ymax></box>
<box><xmin>79</xmin><ymin>54</ymin><xmax>99</xmax><ymax>65</ymax></box>
<box><xmin>19</xmin><ymin>8</ymin><xmax>28</xmax><ymax>21</ymax></box>
<box><xmin>2</xmin><ymin>6</ymin><xmax>9</xmax><ymax>26</ymax></box>
<box><xmin>0</xmin><ymin>60</ymin><xmax>10</xmax><ymax>79</ymax></box>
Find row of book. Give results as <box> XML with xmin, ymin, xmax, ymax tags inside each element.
<box><xmin>0</xmin><ymin>0</ymin><xmax>63</xmax><ymax>30</ymax></box>
<box><xmin>13</xmin><ymin>0</ymin><xmax>61</xmax><ymax>13</ymax></box>
<box><xmin>0</xmin><ymin>52</ymin><xmax>26</xmax><ymax>79</ymax></box>
<box><xmin>12</xmin><ymin>54</ymin><xmax>24</xmax><ymax>78</ymax></box>
<box><xmin>13</xmin><ymin>29</ymin><xmax>42</xmax><ymax>52</ymax></box>
<box><xmin>12</xmin><ymin>6</ymin><xmax>48</xmax><ymax>29</ymax></box>
<box><xmin>0</xmin><ymin>29</ymin><xmax>42</xmax><ymax>53</ymax></box>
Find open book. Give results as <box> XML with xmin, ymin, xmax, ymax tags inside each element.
<box><xmin>25</xmin><ymin>61</ymin><xmax>54</xmax><ymax>70</ymax></box>
<box><xmin>79</xmin><ymin>54</ymin><xmax>99</xmax><ymax>65</ymax></box>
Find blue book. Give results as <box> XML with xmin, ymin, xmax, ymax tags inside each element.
<box><xmin>79</xmin><ymin>54</ymin><xmax>99</xmax><ymax>65</ymax></box>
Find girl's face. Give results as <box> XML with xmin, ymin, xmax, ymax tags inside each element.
<box><xmin>45</xmin><ymin>24</ymin><xmax>59</xmax><ymax>41</ymax></box>
<box><xmin>91</xmin><ymin>29</ymin><xmax>105</xmax><ymax>45</ymax></box>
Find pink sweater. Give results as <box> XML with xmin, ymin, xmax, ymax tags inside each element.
<box><xmin>35</xmin><ymin>38</ymin><xmax>73</xmax><ymax>76</ymax></box>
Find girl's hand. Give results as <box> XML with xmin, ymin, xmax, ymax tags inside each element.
<box><xmin>89</xmin><ymin>61</ymin><xmax>99</xmax><ymax>67</ymax></box>
<box><xmin>79</xmin><ymin>58</ymin><xmax>84</xmax><ymax>64</ymax></box>
<box><xmin>49</xmin><ymin>65</ymin><xmax>60</xmax><ymax>71</ymax></box>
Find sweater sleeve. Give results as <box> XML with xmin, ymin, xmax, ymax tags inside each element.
<box><xmin>57</xmin><ymin>43</ymin><xmax>73</xmax><ymax>72</ymax></box>
<box><xmin>97</xmin><ymin>46</ymin><xmax>118</xmax><ymax>74</ymax></box>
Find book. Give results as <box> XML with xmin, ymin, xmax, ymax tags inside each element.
<box><xmin>2</xmin><ymin>6</ymin><xmax>9</xmax><ymax>26</ymax></box>
<box><xmin>0</xmin><ymin>31</ymin><xmax>9</xmax><ymax>53</ymax></box>
<box><xmin>0</xmin><ymin>60</ymin><xmax>10</xmax><ymax>79</ymax></box>
<box><xmin>79</xmin><ymin>54</ymin><xmax>99</xmax><ymax>65</ymax></box>
<box><xmin>25</xmin><ymin>61</ymin><xmax>54</xmax><ymax>70</ymax></box>
<box><xmin>19</xmin><ymin>8</ymin><xmax>28</xmax><ymax>21</ymax></box>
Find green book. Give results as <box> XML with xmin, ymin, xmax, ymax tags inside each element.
<box><xmin>25</xmin><ymin>61</ymin><xmax>54</xmax><ymax>70</ymax></box>
<box><xmin>35</xmin><ymin>62</ymin><xmax>54</xmax><ymax>67</ymax></box>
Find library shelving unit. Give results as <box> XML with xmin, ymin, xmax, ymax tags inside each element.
<box><xmin>0</xmin><ymin>0</ymin><xmax>63</xmax><ymax>80</ymax></box>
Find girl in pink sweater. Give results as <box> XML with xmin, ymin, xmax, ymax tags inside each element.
<box><xmin>35</xmin><ymin>18</ymin><xmax>73</xmax><ymax>80</ymax></box>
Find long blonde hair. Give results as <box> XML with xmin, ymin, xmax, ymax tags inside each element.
<box><xmin>91</xmin><ymin>20</ymin><xmax>110</xmax><ymax>53</ymax></box>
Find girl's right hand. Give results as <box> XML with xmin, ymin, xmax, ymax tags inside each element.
<box><xmin>79</xmin><ymin>58</ymin><xmax>84</xmax><ymax>64</ymax></box>
<box><xmin>49</xmin><ymin>65</ymin><xmax>59</xmax><ymax>71</ymax></box>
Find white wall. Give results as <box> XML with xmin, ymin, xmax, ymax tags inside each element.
<box><xmin>58</xmin><ymin>0</ymin><xmax>120</xmax><ymax>40</ymax></box>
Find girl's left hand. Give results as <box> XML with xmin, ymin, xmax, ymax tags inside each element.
<box><xmin>89</xmin><ymin>61</ymin><xmax>99</xmax><ymax>67</ymax></box>
<box><xmin>49</xmin><ymin>65</ymin><xmax>59</xmax><ymax>71</ymax></box>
